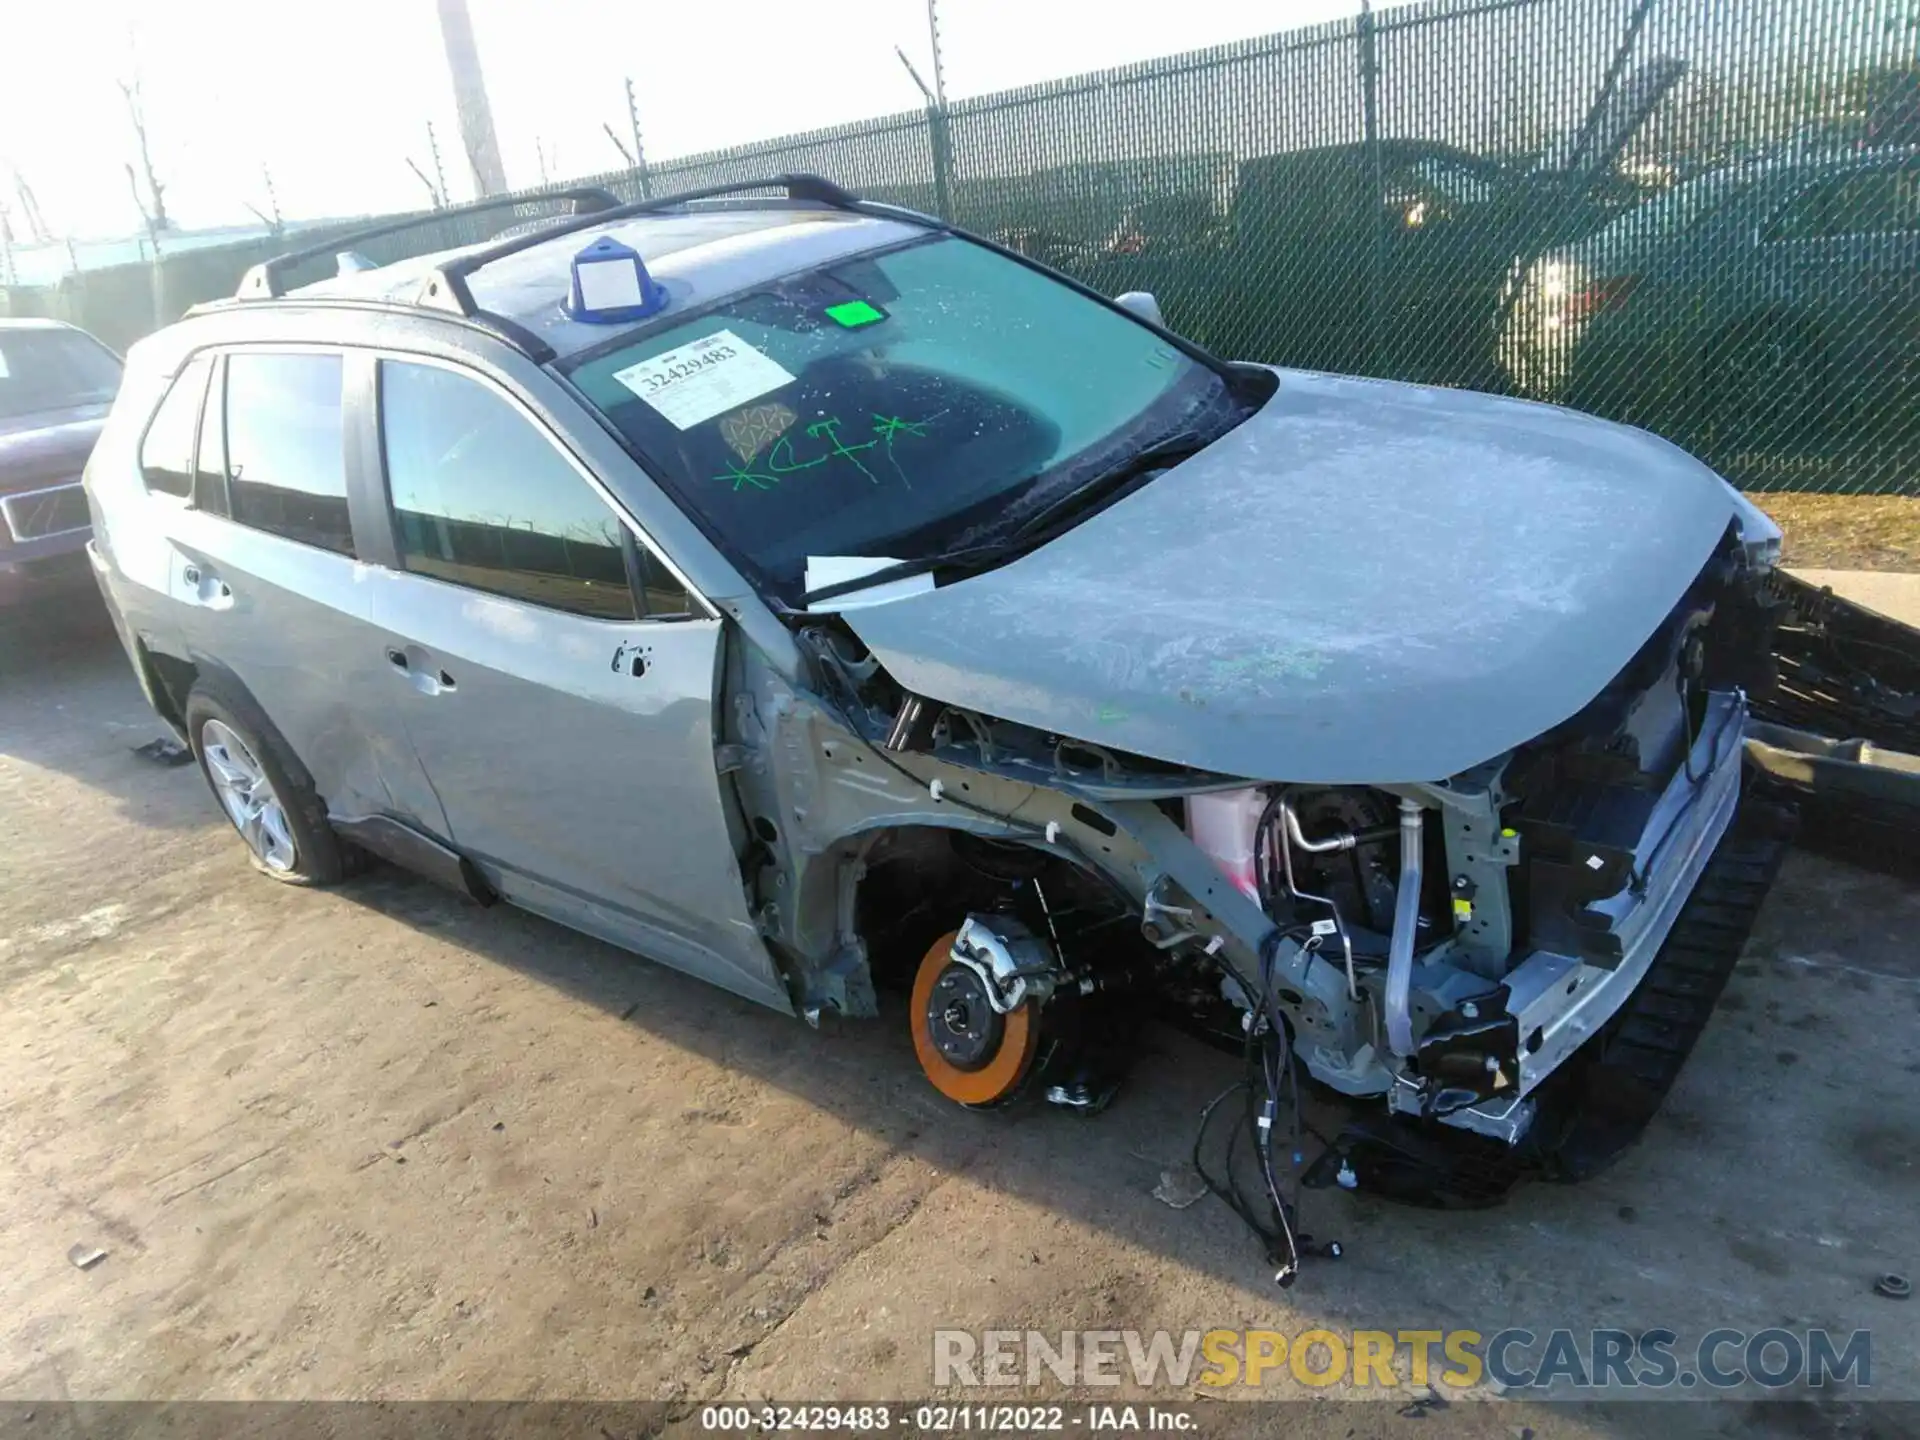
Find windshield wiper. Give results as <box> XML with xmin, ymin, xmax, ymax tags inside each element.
<box><xmin>1005</xmin><ymin>429</ymin><xmax>1210</xmax><ymax>543</ymax></box>
<box><xmin>801</xmin><ymin>430</ymin><xmax>1212</xmax><ymax>607</ymax></box>
<box><xmin>802</xmin><ymin>536</ymin><xmax>1024</xmax><ymax>606</ymax></box>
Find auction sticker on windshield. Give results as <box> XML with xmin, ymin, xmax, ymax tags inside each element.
<box><xmin>611</xmin><ymin>330</ymin><xmax>796</xmax><ymax>430</ymax></box>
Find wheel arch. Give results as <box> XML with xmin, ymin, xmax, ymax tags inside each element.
<box><xmin>775</xmin><ymin>815</ymin><xmax>1145</xmax><ymax>1021</ymax></box>
<box><xmin>132</xmin><ymin>636</ymin><xmax>195</xmax><ymax>739</ymax></box>
<box><xmin>172</xmin><ymin>653</ymin><xmax>325</xmax><ymax>798</ymax></box>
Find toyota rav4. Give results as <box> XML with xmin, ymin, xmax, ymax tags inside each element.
<box><xmin>84</xmin><ymin>176</ymin><xmax>1911</xmax><ymax>1273</ymax></box>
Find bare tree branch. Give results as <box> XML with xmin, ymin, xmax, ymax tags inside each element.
<box><xmin>125</xmin><ymin>161</ymin><xmax>158</xmax><ymax>246</ymax></box>
<box><xmin>117</xmin><ymin>75</ymin><xmax>170</xmax><ymax>232</ymax></box>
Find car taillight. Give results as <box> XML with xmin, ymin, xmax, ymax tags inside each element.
<box><xmin>1569</xmin><ymin>274</ymin><xmax>1639</xmax><ymax>319</ymax></box>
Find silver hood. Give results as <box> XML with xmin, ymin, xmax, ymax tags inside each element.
<box><xmin>842</xmin><ymin>369</ymin><xmax>1741</xmax><ymax>784</ymax></box>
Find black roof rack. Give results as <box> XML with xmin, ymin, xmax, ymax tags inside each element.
<box><xmin>234</xmin><ymin>184</ymin><xmax>625</xmax><ymax>300</ymax></box>
<box><xmin>412</xmin><ymin>173</ymin><xmax>863</xmax><ymax>319</ymax></box>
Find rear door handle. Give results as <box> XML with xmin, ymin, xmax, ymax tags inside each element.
<box><xmin>386</xmin><ymin>645</ymin><xmax>456</xmax><ymax>696</ymax></box>
<box><xmin>180</xmin><ymin>561</ymin><xmax>232</xmax><ymax>607</ymax></box>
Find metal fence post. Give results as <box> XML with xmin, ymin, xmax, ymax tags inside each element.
<box><xmin>928</xmin><ymin>104</ymin><xmax>954</xmax><ymax>221</ymax></box>
<box><xmin>1358</xmin><ymin>0</ymin><xmax>1385</xmax><ymax>377</ymax></box>
<box><xmin>626</xmin><ymin>78</ymin><xmax>653</xmax><ymax>201</ymax></box>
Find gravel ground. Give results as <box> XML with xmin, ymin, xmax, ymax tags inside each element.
<box><xmin>1</xmin><ymin>609</ymin><xmax>1916</xmax><ymax>1440</ymax></box>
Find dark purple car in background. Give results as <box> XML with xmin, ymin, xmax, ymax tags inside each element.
<box><xmin>0</xmin><ymin>319</ymin><xmax>123</xmax><ymax>609</ymax></box>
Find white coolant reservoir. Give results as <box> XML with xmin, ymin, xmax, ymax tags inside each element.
<box><xmin>1185</xmin><ymin>789</ymin><xmax>1266</xmax><ymax>900</ymax></box>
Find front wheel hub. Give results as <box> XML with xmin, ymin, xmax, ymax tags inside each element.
<box><xmin>911</xmin><ymin>930</ymin><xmax>1040</xmax><ymax>1107</ymax></box>
<box><xmin>926</xmin><ymin>964</ymin><xmax>1004</xmax><ymax>1071</ymax></box>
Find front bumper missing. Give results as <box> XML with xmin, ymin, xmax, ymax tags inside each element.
<box><xmin>1394</xmin><ymin>689</ymin><xmax>1747</xmax><ymax>1142</ymax></box>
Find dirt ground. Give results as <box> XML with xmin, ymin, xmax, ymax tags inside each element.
<box><xmin>2</xmin><ymin>610</ymin><xmax>1916</xmax><ymax>1440</ymax></box>
<box><xmin>1755</xmin><ymin>493</ymin><xmax>1920</xmax><ymax>573</ymax></box>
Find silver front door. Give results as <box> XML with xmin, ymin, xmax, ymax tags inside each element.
<box><xmin>362</xmin><ymin>356</ymin><xmax>784</xmax><ymax>1009</ymax></box>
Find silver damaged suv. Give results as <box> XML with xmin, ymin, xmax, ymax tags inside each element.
<box><xmin>87</xmin><ymin>175</ymin><xmax>1815</xmax><ymax>1250</ymax></box>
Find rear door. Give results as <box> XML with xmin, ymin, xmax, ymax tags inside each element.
<box><xmin>1762</xmin><ymin>158</ymin><xmax>1920</xmax><ymax>432</ymax></box>
<box><xmin>1829</xmin><ymin>159</ymin><xmax>1920</xmax><ymax>423</ymax></box>
<box><xmin>150</xmin><ymin>348</ymin><xmax>439</xmax><ymax>829</ymax></box>
<box><xmin>358</xmin><ymin>355</ymin><xmax>784</xmax><ymax>1008</ymax></box>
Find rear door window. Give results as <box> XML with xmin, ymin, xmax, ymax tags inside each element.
<box><xmin>377</xmin><ymin>360</ymin><xmax>644</xmax><ymax>621</ymax></box>
<box><xmin>1772</xmin><ymin>163</ymin><xmax>1920</xmax><ymax>240</ymax></box>
<box><xmin>223</xmin><ymin>352</ymin><xmax>353</xmax><ymax>556</ymax></box>
<box><xmin>139</xmin><ymin>356</ymin><xmax>213</xmax><ymax>499</ymax></box>
<box><xmin>1831</xmin><ymin>163</ymin><xmax>1920</xmax><ymax>234</ymax></box>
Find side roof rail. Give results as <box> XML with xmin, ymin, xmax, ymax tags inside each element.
<box><xmin>234</xmin><ymin>184</ymin><xmax>625</xmax><ymax>300</ymax></box>
<box><xmin>414</xmin><ymin>172</ymin><xmax>863</xmax><ymax>319</ymax></box>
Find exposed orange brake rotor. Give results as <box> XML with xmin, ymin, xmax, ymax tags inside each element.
<box><xmin>911</xmin><ymin>929</ymin><xmax>1039</xmax><ymax>1106</ymax></box>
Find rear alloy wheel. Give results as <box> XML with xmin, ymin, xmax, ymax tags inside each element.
<box><xmin>199</xmin><ymin>718</ymin><xmax>298</xmax><ymax>873</ymax></box>
<box><xmin>910</xmin><ymin>929</ymin><xmax>1041</xmax><ymax>1108</ymax></box>
<box><xmin>184</xmin><ymin>683</ymin><xmax>353</xmax><ymax>886</ymax></box>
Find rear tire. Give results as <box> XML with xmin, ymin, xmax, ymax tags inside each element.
<box><xmin>183</xmin><ymin>680</ymin><xmax>353</xmax><ymax>886</ymax></box>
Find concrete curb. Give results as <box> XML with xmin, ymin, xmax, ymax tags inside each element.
<box><xmin>1787</xmin><ymin>569</ymin><xmax>1920</xmax><ymax>628</ymax></box>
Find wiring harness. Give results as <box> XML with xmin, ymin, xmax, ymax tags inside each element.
<box><xmin>1191</xmin><ymin>928</ymin><xmax>1342</xmax><ymax>1286</ymax></box>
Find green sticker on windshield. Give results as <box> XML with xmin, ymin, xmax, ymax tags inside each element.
<box><xmin>825</xmin><ymin>299</ymin><xmax>887</xmax><ymax>329</ymax></box>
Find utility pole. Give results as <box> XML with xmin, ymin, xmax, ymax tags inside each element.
<box><xmin>624</xmin><ymin>77</ymin><xmax>651</xmax><ymax>198</ymax></box>
<box><xmin>435</xmin><ymin>0</ymin><xmax>507</xmax><ymax>195</ymax></box>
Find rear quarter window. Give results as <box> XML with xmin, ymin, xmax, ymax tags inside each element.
<box><xmin>139</xmin><ymin>356</ymin><xmax>213</xmax><ymax>499</ymax></box>
<box><xmin>193</xmin><ymin>358</ymin><xmax>229</xmax><ymax>516</ymax></box>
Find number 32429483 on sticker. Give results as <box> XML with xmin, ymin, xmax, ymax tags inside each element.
<box><xmin>611</xmin><ymin>329</ymin><xmax>797</xmax><ymax>430</ymax></box>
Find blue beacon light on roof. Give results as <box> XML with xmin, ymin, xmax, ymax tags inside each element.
<box><xmin>565</xmin><ymin>235</ymin><xmax>668</xmax><ymax>324</ymax></box>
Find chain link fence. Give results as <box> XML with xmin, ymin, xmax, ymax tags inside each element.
<box><xmin>6</xmin><ymin>0</ymin><xmax>1916</xmax><ymax>493</ymax></box>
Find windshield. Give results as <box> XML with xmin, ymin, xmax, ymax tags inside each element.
<box><xmin>1598</xmin><ymin>166</ymin><xmax>1756</xmax><ymax>243</ymax></box>
<box><xmin>0</xmin><ymin>327</ymin><xmax>122</xmax><ymax>420</ymax></box>
<box><xmin>565</xmin><ymin>234</ymin><xmax>1226</xmax><ymax>601</ymax></box>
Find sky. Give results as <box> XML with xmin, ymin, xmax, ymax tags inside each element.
<box><xmin>0</xmin><ymin>0</ymin><xmax>1396</xmax><ymax>243</ymax></box>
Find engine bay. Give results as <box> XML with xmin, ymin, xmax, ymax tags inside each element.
<box><xmin>713</xmin><ymin>523</ymin><xmax>1913</xmax><ymax>1277</ymax></box>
